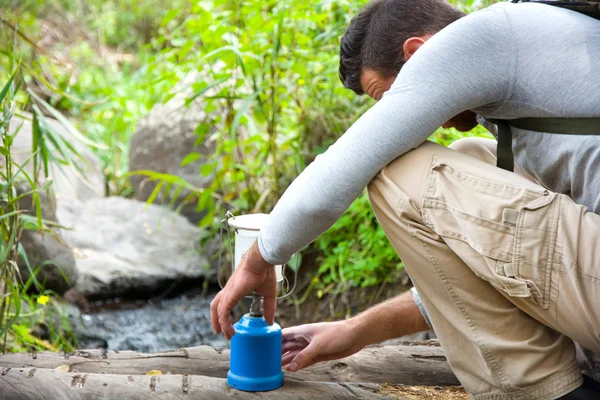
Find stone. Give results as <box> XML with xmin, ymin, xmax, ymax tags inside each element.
<box><xmin>16</xmin><ymin>184</ymin><xmax>77</xmax><ymax>295</ymax></box>
<box><xmin>56</xmin><ymin>196</ymin><xmax>217</xmax><ymax>299</ymax></box>
<box><xmin>18</xmin><ymin>230</ymin><xmax>77</xmax><ymax>294</ymax></box>
<box><xmin>129</xmin><ymin>72</ymin><xmax>216</xmax><ymax>224</ymax></box>
<box><xmin>8</xmin><ymin>112</ymin><xmax>105</xmax><ymax>202</ymax></box>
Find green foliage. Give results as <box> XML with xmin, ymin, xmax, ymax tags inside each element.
<box><xmin>314</xmin><ymin>193</ymin><xmax>403</xmax><ymax>289</ymax></box>
<box><xmin>143</xmin><ymin>0</ymin><xmax>372</xmax><ymax>221</ymax></box>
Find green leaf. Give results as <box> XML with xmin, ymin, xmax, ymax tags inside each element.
<box><xmin>127</xmin><ymin>170</ymin><xmax>200</xmax><ymax>192</ymax></box>
<box><xmin>145</xmin><ymin>181</ymin><xmax>164</xmax><ymax>206</ymax></box>
<box><xmin>185</xmin><ymin>77</ymin><xmax>229</xmax><ymax>106</ymax></box>
<box><xmin>178</xmin><ymin>40</ymin><xmax>195</xmax><ymax>61</ymax></box>
<box><xmin>288</xmin><ymin>253</ymin><xmax>302</xmax><ymax>272</ymax></box>
<box><xmin>199</xmin><ymin>163</ymin><xmax>215</xmax><ymax>177</ymax></box>
<box><xmin>34</xmin><ymin>192</ymin><xmax>42</xmax><ymax>230</ymax></box>
<box><xmin>229</xmin><ymin>91</ymin><xmax>259</xmax><ymax>141</ymax></box>
<box><xmin>198</xmin><ymin>208</ymin><xmax>215</xmax><ymax>227</ymax></box>
<box><xmin>162</xmin><ymin>8</ymin><xmax>180</xmax><ymax>26</ymax></box>
<box><xmin>196</xmin><ymin>187</ymin><xmax>213</xmax><ymax>211</ymax></box>
<box><xmin>193</xmin><ymin>124</ymin><xmax>210</xmax><ymax>144</ymax></box>
<box><xmin>28</xmin><ymin>90</ymin><xmax>107</xmax><ymax>150</ymax></box>
<box><xmin>0</xmin><ymin>210</ymin><xmax>21</xmax><ymax>222</ymax></box>
<box><xmin>180</xmin><ymin>153</ymin><xmax>202</xmax><ymax>166</ymax></box>
<box><xmin>0</xmin><ymin>65</ymin><xmax>19</xmax><ymax>103</ymax></box>
<box><xmin>201</xmin><ymin>46</ymin><xmax>258</xmax><ymax>77</ymax></box>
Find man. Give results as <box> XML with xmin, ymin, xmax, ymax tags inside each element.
<box><xmin>210</xmin><ymin>0</ymin><xmax>600</xmax><ymax>398</ymax></box>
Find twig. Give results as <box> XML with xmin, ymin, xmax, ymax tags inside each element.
<box><xmin>0</xmin><ymin>18</ymin><xmax>69</xmax><ymax>68</ymax></box>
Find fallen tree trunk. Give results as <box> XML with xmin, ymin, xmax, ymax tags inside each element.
<box><xmin>0</xmin><ymin>367</ymin><xmax>397</xmax><ymax>400</ymax></box>
<box><xmin>0</xmin><ymin>343</ymin><xmax>459</xmax><ymax>386</ymax></box>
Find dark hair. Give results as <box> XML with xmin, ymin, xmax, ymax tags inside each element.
<box><xmin>339</xmin><ymin>0</ymin><xmax>465</xmax><ymax>94</ymax></box>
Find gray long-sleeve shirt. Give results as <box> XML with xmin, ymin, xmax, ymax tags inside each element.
<box><xmin>258</xmin><ymin>2</ymin><xmax>600</xmax><ymax>265</ymax></box>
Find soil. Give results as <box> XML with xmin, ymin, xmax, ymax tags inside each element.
<box><xmin>380</xmin><ymin>384</ymin><xmax>469</xmax><ymax>399</ymax></box>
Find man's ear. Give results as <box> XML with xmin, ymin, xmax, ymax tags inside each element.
<box><xmin>402</xmin><ymin>37</ymin><xmax>427</xmax><ymax>61</ymax></box>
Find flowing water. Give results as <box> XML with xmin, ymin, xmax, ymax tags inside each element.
<box><xmin>77</xmin><ymin>289</ymin><xmax>228</xmax><ymax>353</ymax></box>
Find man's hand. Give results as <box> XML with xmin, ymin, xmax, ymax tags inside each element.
<box><xmin>282</xmin><ymin>290</ymin><xmax>430</xmax><ymax>371</ymax></box>
<box><xmin>210</xmin><ymin>241</ymin><xmax>275</xmax><ymax>340</ymax></box>
<box><xmin>281</xmin><ymin>320</ymin><xmax>368</xmax><ymax>372</ymax></box>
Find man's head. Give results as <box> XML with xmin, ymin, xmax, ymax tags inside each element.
<box><xmin>339</xmin><ymin>0</ymin><xmax>465</xmax><ymax>99</ymax></box>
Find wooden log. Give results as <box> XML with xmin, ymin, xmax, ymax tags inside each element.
<box><xmin>0</xmin><ymin>367</ymin><xmax>398</xmax><ymax>400</ymax></box>
<box><xmin>0</xmin><ymin>343</ymin><xmax>459</xmax><ymax>386</ymax></box>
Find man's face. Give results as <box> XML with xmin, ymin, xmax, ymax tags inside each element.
<box><xmin>360</xmin><ymin>68</ymin><xmax>478</xmax><ymax>132</ymax></box>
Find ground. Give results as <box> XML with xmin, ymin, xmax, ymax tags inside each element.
<box><xmin>381</xmin><ymin>384</ymin><xmax>469</xmax><ymax>399</ymax></box>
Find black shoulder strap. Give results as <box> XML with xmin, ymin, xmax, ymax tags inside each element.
<box><xmin>489</xmin><ymin>118</ymin><xmax>600</xmax><ymax>172</ymax></box>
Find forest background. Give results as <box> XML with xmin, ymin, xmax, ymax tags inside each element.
<box><xmin>0</xmin><ymin>0</ymin><xmax>494</xmax><ymax>352</ymax></box>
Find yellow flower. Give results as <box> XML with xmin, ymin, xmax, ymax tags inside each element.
<box><xmin>297</xmin><ymin>78</ymin><xmax>306</xmax><ymax>85</ymax></box>
<box><xmin>37</xmin><ymin>295</ymin><xmax>50</xmax><ymax>305</ymax></box>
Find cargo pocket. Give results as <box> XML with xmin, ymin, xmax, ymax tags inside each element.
<box><xmin>421</xmin><ymin>157</ymin><xmax>559</xmax><ymax>309</ymax></box>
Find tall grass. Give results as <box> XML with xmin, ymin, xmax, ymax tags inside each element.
<box><xmin>0</xmin><ymin>22</ymin><xmax>95</xmax><ymax>353</ymax></box>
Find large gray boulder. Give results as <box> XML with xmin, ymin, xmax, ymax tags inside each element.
<box><xmin>56</xmin><ymin>196</ymin><xmax>216</xmax><ymax>298</ymax></box>
<box><xmin>129</xmin><ymin>72</ymin><xmax>216</xmax><ymax>224</ymax></box>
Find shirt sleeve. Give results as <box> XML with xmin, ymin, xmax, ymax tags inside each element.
<box><xmin>258</xmin><ymin>7</ymin><xmax>514</xmax><ymax>265</ymax></box>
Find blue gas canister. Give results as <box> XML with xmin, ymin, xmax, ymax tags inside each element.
<box><xmin>227</xmin><ymin>314</ymin><xmax>284</xmax><ymax>391</ymax></box>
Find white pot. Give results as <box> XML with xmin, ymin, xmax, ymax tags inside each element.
<box><xmin>227</xmin><ymin>213</ymin><xmax>283</xmax><ymax>282</ymax></box>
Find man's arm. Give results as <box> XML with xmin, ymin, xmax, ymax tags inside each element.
<box><xmin>212</xmin><ymin>8</ymin><xmax>513</xmax><ymax>336</ymax></box>
<box><xmin>282</xmin><ymin>290</ymin><xmax>429</xmax><ymax>371</ymax></box>
<box><xmin>258</xmin><ymin>8</ymin><xmax>513</xmax><ymax>266</ymax></box>
<box><xmin>351</xmin><ymin>289</ymin><xmax>429</xmax><ymax>344</ymax></box>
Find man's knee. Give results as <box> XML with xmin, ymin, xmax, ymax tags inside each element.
<box><xmin>367</xmin><ymin>171</ymin><xmax>398</xmax><ymax>217</ymax></box>
<box><xmin>370</xmin><ymin>141</ymin><xmax>447</xmax><ymax>206</ymax></box>
<box><xmin>367</xmin><ymin>142</ymin><xmax>443</xmax><ymax>219</ymax></box>
<box><xmin>448</xmin><ymin>137</ymin><xmax>497</xmax><ymax>165</ymax></box>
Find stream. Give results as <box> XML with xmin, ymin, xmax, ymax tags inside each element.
<box><xmin>76</xmin><ymin>289</ymin><xmax>228</xmax><ymax>353</ymax></box>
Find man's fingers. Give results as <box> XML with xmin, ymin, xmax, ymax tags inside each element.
<box><xmin>282</xmin><ymin>341</ymin><xmax>305</xmax><ymax>354</ymax></box>
<box><xmin>282</xmin><ymin>325</ymin><xmax>312</xmax><ymax>341</ymax></box>
<box><xmin>263</xmin><ymin>293</ymin><xmax>276</xmax><ymax>325</ymax></box>
<box><xmin>287</xmin><ymin>341</ymin><xmax>320</xmax><ymax>372</ymax></box>
<box><xmin>288</xmin><ymin>353</ymin><xmax>337</xmax><ymax>371</ymax></box>
<box><xmin>210</xmin><ymin>293</ymin><xmax>221</xmax><ymax>334</ymax></box>
<box><xmin>217</xmin><ymin>296</ymin><xmax>236</xmax><ymax>340</ymax></box>
<box><xmin>282</xmin><ymin>350</ymin><xmax>301</xmax><ymax>366</ymax></box>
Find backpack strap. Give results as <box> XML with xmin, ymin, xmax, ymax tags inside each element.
<box><xmin>488</xmin><ymin>118</ymin><xmax>600</xmax><ymax>172</ymax></box>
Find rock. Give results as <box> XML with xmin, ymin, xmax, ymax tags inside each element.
<box><xmin>56</xmin><ymin>196</ymin><xmax>216</xmax><ymax>299</ymax></box>
<box><xmin>16</xmin><ymin>184</ymin><xmax>77</xmax><ymax>295</ymax></box>
<box><xmin>8</xmin><ymin>112</ymin><xmax>105</xmax><ymax>202</ymax></box>
<box><xmin>129</xmin><ymin>72</ymin><xmax>217</xmax><ymax>224</ymax></box>
<box><xmin>19</xmin><ymin>231</ymin><xmax>77</xmax><ymax>294</ymax></box>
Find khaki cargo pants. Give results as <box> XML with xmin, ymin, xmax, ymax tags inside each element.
<box><xmin>367</xmin><ymin>138</ymin><xmax>600</xmax><ymax>399</ymax></box>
